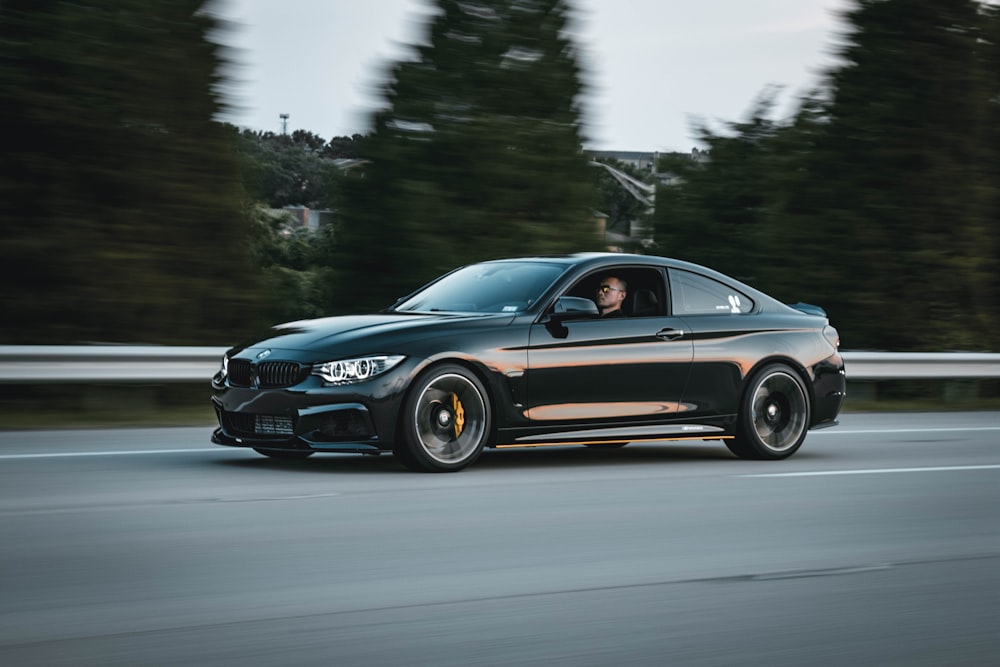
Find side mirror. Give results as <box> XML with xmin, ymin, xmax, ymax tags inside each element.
<box><xmin>549</xmin><ymin>296</ymin><xmax>598</xmax><ymax>321</ymax></box>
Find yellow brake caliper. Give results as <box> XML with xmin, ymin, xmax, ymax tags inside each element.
<box><xmin>451</xmin><ymin>392</ymin><xmax>465</xmax><ymax>439</ymax></box>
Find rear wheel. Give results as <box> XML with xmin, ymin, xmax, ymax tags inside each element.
<box><xmin>395</xmin><ymin>364</ymin><xmax>491</xmax><ymax>472</ymax></box>
<box><xmin>253</xmin><ymin>448</ymin><xmax>314</xmax><ymax>461</ymax></box>
<box><xmin>727</xmin><ymin>363</ymin><xmax>810</xmax><ymax>460</ymax></box>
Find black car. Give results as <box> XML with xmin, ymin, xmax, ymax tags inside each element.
<box><xmin>212</xmin><ymin>253</ymin><xmax>845</xmax><ymax>472</ymax></box>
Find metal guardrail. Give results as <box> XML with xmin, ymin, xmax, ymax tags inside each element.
<box><xmin>0</xmin><ymin>346</ymin><xmax>227</xmax><ymax>383</ymax></box>
<box><xmin>840</xmin><ymin>351</ymin><xmax>1000</xmax><ymax>380</ymax></box>
<box><xmin>1</xmin><ymin>346</ymin><xmax>1000</xmax><ymax>383</ymax></box>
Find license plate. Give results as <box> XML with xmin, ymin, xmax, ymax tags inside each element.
<box><xmin>254</xmin><ymin>415</ymin><xmax>294</xmax><ymax>435</ymax></box>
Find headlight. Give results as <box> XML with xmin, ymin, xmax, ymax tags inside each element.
<box><xmin>312</xmin><ymin>355</ymin><xmax>405</xmax><ymax>385</ymax></box>
<box><xmin>823</xmin><ymin>325</ymin><xmax>840</xmax><ymax>349</ymax></box>
<box><xmin>214</xmin><ymin>354</ymin><xmax>229</xmax><ymax>383</ymax></box>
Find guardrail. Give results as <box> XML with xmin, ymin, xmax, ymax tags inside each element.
<box><xmin>1</xmin><ymin>346</ymin><xmax>1000</xmax><ymax>383</ymax></box>
<box><xmin>0</xmin><ymin>346</ymin><xmax>227</xmax><ymax>383</ymax></box>
<box><xmin>839</xmin><ymin>351</ymin><xmax>1000</xmax><ymax>380</ymax></box>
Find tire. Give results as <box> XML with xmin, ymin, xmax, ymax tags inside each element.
<box><xmin>395</xmin><ymin>364</ymin><xmax>491</xmax><ymax>472</ymax></box>
<box><xmin>727</xmin><ymin>363</ymin><xmax>810</xmax><ymax>460</ymax></box>
<box><xmin>253</xmin><ymin>448</ymin><xmax>314</xmax><ymax>461</ymax></box>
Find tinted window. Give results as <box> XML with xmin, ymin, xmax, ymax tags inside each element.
<box><xmin>563</xmin><ymin>267</ymin><xmax>665</xmax><ymax>317</ymax></box>
<box><xmin>670</xmin><ymin>269</ymin><xmax>753</xmax><ymax>315</ymax></box>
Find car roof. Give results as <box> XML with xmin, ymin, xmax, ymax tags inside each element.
<box><xmin>480</xmin><ymin>252</ymin><xmax>734</xmax><ymax>281</ymax></box>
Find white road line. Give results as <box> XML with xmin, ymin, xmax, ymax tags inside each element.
<box><xmin>0</xmin><ymin>448</ymin><xmax>237</xmax><ymax>460</ymax></box>
<box><xmin>811</xmin><ymin>427</ymin><xmax>1000</xmax><ymax>435</ymax></box>
<box><xmin>1</xmin><ymin>425</ymin><xmax>997</xmax><ymax>460</ymax></box>
<box><xmin>741</xmin><ymin>464</ymin><xmax>1000</xmax><ymax>478</ymax></box>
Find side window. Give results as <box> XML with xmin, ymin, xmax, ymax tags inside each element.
<box><xmin>563</xmin><ymin>267</ymin><xmax>665</xmax><ymax>317</ymax></box>
<box><xmin>670</xmin><ymin>269</ymin><xmax>753</xmax><ymax>315</ymax></box>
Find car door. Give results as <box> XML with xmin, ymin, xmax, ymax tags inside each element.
<box><xmin>524</xmin><ymin>268</ymin><xmax>694</xmax><ymax>432</ymax></box>
<box><xmin>668</xmin><ymin>267</ymin><xmax>758</xmax><ymax>417</ymax></box>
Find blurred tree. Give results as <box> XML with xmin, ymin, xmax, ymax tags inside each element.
<box><xmin>230</xmin><ymin>127</ymin><xmax>365</xmax><ymax>321</ymax></box>
<box><xmin>768</xmin><ymin>0</ymin><xmax>996</xmax><ymax>351</ymax></box>
<box><xmin>979</xmin><ymin>2</ymin><xmax>1000</xmax><ymax>350</ymax></box>
<box><xmin>651</xmin><ymin>91</ymin><xmax>793</xmax><ymax>285</ymax></box>
<box><xmin>245</xmin><ymin>203</ymin><xmax>335</xmax><ymax>323</ymax></box>
<box><xmin>333</xmin><ymin>0</ymin><xmax>600</xmax><ymax>313</ymax></box>
<box><xmin>0</xmin><ymin>0</ymin><xmax>263</xmax><ymax>345</ymax></box>
<box><xmin>651</xmin><ymin>0</ymin><xmax>999</xmax><ymax>352</ymax></box>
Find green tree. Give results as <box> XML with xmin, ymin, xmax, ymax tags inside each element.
<box><xmin>768</xmin><ymin>0</ymin><xmax>996</xmax><ymax>351</ymax></box>
<box><xmin>231</xmin><ymin>127</ymin><xmax>367</xmax><ymax>322</ymax></box>
<box><xmin>324</xmin><ymin>134</ymin><xmax>368</xmax><ymax>160</ymax></box>
<box><xmin>245</xmin><ymin>203</ymin><xmax>336</xmax><ymax>324</ymax></box>
<box><xmin>334</xmin><ymin>0</ymin><xmax>600</xmax><ymax>313</ymax></box>
<box><xmin>0</xmin><ymin>0</ymin><xmax>262</xmax><ymax>344</ymax></box>
<box><xmin>978</xmin><ymin>2</ymin><xmax>1000</xmax><ymax>348</ymax></box>
<box><xmin>234</xmin><ymin>127</ymin><xmax>361</xmax><ymax>208</ymax></box>
<box><xmin>651</xmin><ymin>91</ymin><xmax>794</xmax><ymax>285</ymax></box>
<box><xmin>650</xmin><ymin>0</ymin><xmax>998</xmax><ymax>352</ymax></box>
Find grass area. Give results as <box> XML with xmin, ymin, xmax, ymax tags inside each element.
<box><xmin>0</xmin><ymin>380</ymin><xmax>996</xmax><ymax>431</ymax></box>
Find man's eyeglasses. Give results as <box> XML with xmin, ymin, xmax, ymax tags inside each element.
<box><xmin>597</xmin><ymin>285</ymin><xmax>623</xmax><ymax>295</ymax></box>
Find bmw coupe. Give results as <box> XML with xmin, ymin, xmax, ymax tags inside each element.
<box><xmin>212</xmin><ymin>253</ymin><xmax>845</xmax><ymax>471</ymax></box>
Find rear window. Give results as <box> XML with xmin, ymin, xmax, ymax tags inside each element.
<box><xmin>670</xmin><ymin>269</ymin><xmax>753</xmax><ymax>315</ymax></box>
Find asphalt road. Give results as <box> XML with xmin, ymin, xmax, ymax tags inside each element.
<box><xmin>1</xmin><ymin>412</ymin><xmax>998</xmax><ymax>666</ymax></box>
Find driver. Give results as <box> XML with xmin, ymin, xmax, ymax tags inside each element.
<box><xmin>594</xmin><ymin>276</ymin><xmax>627</xmax><ymax>318</ymax></box>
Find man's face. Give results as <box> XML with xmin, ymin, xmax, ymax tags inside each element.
<box><xmin>596</xmin><ymin>279</ymin><xmax>626</xmax><ymax>312</ymax></box>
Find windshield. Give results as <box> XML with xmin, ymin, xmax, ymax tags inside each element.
<box><xmin>393</xmin><ymin>261</ymin><xmax>566</xmax><ymax>313</ymax></box>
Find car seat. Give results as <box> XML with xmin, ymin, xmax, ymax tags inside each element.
<box><xmin>629</xmin><ymin>289</ymin><xmax>659</xmax><ymax>316</ymax></box>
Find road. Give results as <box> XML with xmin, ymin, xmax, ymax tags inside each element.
<box><xmin>1</xmin><ymin>412</ymin><xmax>998</xmax><ymax>666</ymax></box>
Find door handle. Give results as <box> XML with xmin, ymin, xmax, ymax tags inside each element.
<box><xmin>655</xmin><ymin>328</ymin><xmax>684</xmax><ymax>341</ymax></box>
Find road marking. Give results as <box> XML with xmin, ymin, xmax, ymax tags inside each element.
<box><xmin>0</xmin><ymin>448</ymin><xmax>236</xmax><ymax>460</ymax></box>
<box><xmin>811</xmin><ymin>426</ymin><xmax>1000</xmax><ymax>435</ymax></box>
<box><xmin>741</xmin><ymin>464</ymin><xmax>1000</xmax><ymax>478</ymax></box>
<box><xmin>1</xmin><ymin>425</ymin><xmax>997</xmax><ymax>459</ymax></box>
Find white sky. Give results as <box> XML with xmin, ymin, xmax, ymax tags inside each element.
<box><xmin>213</xmin><ymin>0</ymin><xmax>851</xmax><ymax>152</ymax></box>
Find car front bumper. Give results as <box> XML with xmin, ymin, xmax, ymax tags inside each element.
<box><xmin>211</xmin><ymin>399</ymin><xmax>387</xmax><ymax>453</ymax></box>
<box><xmin>210</xmin><ymin>365</ymin><xmax>416</xmax><ymax>453</ymax></box>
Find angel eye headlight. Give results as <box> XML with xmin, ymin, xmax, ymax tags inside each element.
<box><xmin>214</xmin><ymin>353</ymin><xmax>230</xmax><ymax>384</ymax></box>
<box><xmin>312</xmin><ymin>355</ymin><xmax>405</xmax><ymax>385</ymax></box>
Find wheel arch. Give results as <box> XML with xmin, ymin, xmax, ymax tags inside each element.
<box><xmin>728</xmin><ymin>356</ymin><xmax>814</xmax><ymax>460</ymax></box>
<box><xmin>743</xmin><ymin>355</ymin><xmax>816</xmax><ymax>415</ymax></box>
<box><xmin>400</xmin><ymin>357</ymin><xmax>500</xmax><ymax>444</ymax></box>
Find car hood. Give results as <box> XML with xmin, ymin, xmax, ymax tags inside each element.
<box><xmin>228</xmin><ymin>312</ymin><xmax>514</xmax><ymax>358</ymax></box>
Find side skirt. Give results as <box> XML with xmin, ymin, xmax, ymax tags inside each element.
<box><xmin>494</xmin><ymin>434</ymin><xmax>732</xmax><ymax>449</ymax></box>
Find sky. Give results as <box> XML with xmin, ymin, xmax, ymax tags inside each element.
<box><xmin>213</xmin><ymin>0</ymin><xmax>852</xmax><ymax>152</ymax></box>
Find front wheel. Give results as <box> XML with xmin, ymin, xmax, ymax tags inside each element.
<box><xmin>727</xmin><ymin>364</ymin><xmax>810</xmax><ymax>460</ymax></box>
<box><xmin>395</xmin><ymin>364</ymin><xmax>491</xmax><ymax>472</ymax></box>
